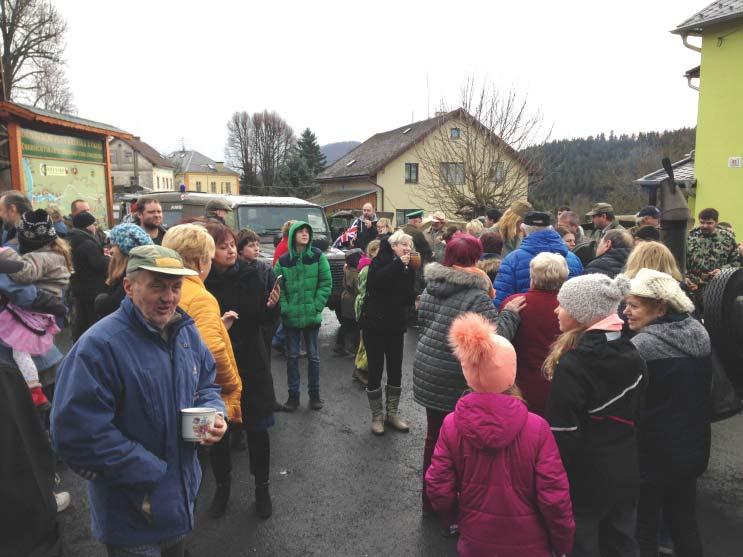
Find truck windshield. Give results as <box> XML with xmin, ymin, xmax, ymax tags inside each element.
<box><xmin>236</xmin><ymin>206</ymin><xmax>329</xmax><ymax>235</ymax></box>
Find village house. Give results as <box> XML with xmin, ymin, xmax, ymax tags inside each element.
<box><xmin>166</xmin><ymin>149</ymin><xmax>240</xmax><ymax>194</ymax></box>
<box><xmin>109</xmin><ymin>137</ymin><xmax>175</xmax><ymax>193</ymax></box>
<box><xmin>314</xmin><ymin>108</ymin><xmax>529</xmax><ymax>225</ymax></box>
<box><xmin>672</xmin><ymin>0</ymin><xmax>743</xmax><ymax>232</ymax></box>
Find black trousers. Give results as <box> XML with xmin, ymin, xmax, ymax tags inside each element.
<box><xmin>335</xmin><ymin>317</ymin><xmax>359</xmax><ymax>350</ymax></box>
<box><xmin>637</xmin><ymin>477</ymin><xmax>703</xmax><ymax>557</ymax></box>
<box><xmin>72</xmin><ymin>291</ymin><xmax>100</xmax><ymax>342</ymax></box>
<box><xmin>362</xmin><ymin>329</ymin><xmax>404</xmax><ymax>390</ymax></box>
<box><xmin>572</xmin><ymin>502</ymin><xmax>640</xmax><ymax>557</ymax></box>
<box><xmin>210</xmin><ymin>427</ymin><xmax>270</xmax><ymax>485</ymax></box>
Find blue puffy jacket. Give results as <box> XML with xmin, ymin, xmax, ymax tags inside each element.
<box><xmin>494</xmin><ymin>229</ymin><xmax>583</xmax><ymax>308</ymax></box>
<box><xmin>51</xmin><ymin>297</ymin><xmax>225</xmax><ymax>546</ymax></box>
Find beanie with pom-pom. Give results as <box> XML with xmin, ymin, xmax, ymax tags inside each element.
<box><xmin>449</xmin><ymin>312</ymin><xmax>516</xmax><ymax>394</ymax></box>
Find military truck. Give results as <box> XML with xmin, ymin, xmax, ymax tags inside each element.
<box><xmin>132</xmin><ymin>192</ymin><xmax>346</xmax><ymax>312</ymax></box>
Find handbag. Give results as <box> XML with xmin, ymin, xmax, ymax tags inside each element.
<box><xmin>708</xmin><ymin>348</ymin><xmax>742</xmax><ymax>423</ymax></box>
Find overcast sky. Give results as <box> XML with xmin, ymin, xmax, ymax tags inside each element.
<box><xmin>57</xmin><ymin>0</ymin><xmax>704</xmax><ymax>161</ymax></box>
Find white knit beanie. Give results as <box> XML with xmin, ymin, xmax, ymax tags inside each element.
<box><xmin>627</xmin><ymin>268</ymin><xmax>695</xmax><ymax>313</ymax></box>
<box><xmin>557</xmin><ymin>273</ymin><xmax>631</xmax><ymax>325</ymax></box>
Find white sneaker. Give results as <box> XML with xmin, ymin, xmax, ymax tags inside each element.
<box><xmin>55</xmin><ymin>491</ymin><xmax>71</xmax><ymax>513</ymax></box>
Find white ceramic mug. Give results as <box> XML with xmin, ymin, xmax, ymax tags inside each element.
<box><xmin>181</xmin><ymin>407</ymin><xmax>219</xmax><ymax>442</ymax></box>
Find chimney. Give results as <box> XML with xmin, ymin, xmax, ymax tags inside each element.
<box><xmin>215</xmin><ymin>161</ymin><xmax>225</xmax><ymax>172</ymax></box>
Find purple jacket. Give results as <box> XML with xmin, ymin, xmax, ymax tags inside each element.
<box><xmin>425</xmin><ymin>393</ymin><xmax>574</xmax><ymax>557</ymax></box>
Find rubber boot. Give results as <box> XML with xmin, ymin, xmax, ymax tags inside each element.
<box><xmin>209</xmin><ymin>479</ymin><xmax>231</xmax><ymax>518</ymax></box>
<box><xmin>255</xmin><ymin>481</ymin><xmax>273</xmax><ymax>519</ymax></box>
<box><xmin>385</xmin><ymin>385</ymin><xmax>409</xmax><ymax>432</ymax></box>
<box><xmin>367</xmin><ymin>387</ymin><xmax>385</xmax><ymax>435</ymax></box>
<box><xmin>309</xmin><ymin>391</ymin><xmax>324</xmax><ymax>410</ymax></box>
<box><xmin>282</xmin><ymin>392</ymin><xmax>299</xmax><ymax>412</ymax></box>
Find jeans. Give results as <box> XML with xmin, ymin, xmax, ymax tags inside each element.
<box><xmin>572</xmin><ymin>503</ymin><xmax>640</xmax><ymax>557</ymax></box>
<box><xmin>637</xmin><ymin>477</ymin><xmax>702</xmax><ymax>557</ymax></box>
<box><xmin>421</xmin><ymin>408</ymin><xmax>448</xmax><ymax>514</ymax></box>
<box><xmin>272</xmin><ymin>322</ymin><xmax>285</xmax><ymax>348</ymax></box>
<box><xmin>106</xmin><ymin>537</ymin><xmax>185</xmax><ymax>557</ymax></box>
<box><xmin>362</xmin><ymin>329</ymin><xmax>404</xmax><ymax>390</ymax></box>
<box><xmin>285</xmin><ymin>327</ymin><xmax>320</xmax><ymax>394</ymax></box>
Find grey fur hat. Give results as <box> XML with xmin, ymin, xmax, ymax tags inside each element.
<box><xmin>557</xmin><ymin>273</ymin><xmax>631</xmax><ymax>325</ymax></box>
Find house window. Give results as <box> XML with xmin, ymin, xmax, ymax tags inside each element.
<box><xmin>157</xmin><ymin>176</ymin><xmax>160</xmax><ymax>189</ymax></box>
<box><xmin>109</xmin><ymin>151</ymin><xmax>117</xmax><ymax>164</ymax></box>
<box><xmin>225</xmin><ymin>183</ymin><xmax>231</xmax><ymax>194</ymax></box>
<box><xmin>490</xmin><ymin>162</ymin><xmax>505</xmax><ymax>183</ymax></box>
<box><xmin>405</xmin><ymin>163</ymin><xmax>419</xmax><ymax>184</ymax></box>
<box><xmin>450</xmin><ymin>128</ymin><xmax>461</xmax><ymax>139</ymax></box>
<box><xmin>129</xmin><ymin>175</ymin><xmax>137</xmax><ymax>186</ymax></box>
<box><xmin>211</xmin><ymin>181</ymin><xmax>217</xmax><ymax>193</ymax></box>
<box><xmin>195</xmin><ymin>180</ymin><xmax>202</xmax><ymax>192</ymax></box>
<box><xmin>395</xmin><ymin>209</ymin><xmax>416</xmax><ymax>225</ymax></box>
<box><xmin>440</xmin><ymin>162</ymin><xmax>465</xmax><ymax>185</ymax></box>
<box><xmin>125</xmin><ymin>151</ymin><xmax>132</xmax><ymax>163</ymax></box>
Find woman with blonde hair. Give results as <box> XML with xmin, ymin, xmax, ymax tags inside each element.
<box><xmin>544</xmin><ymin>274</ymin><xmax>646</xmax><ymax>556</ymax></box>
<box><xmin>495</xmin><ymin>200</ymin><xmax>532</xmax><ymax>256</ymax></box>
<box><xmin>162</xmin><ymin>223</ymin><xmax>243</xmax><ymax>518</ymax></box>
<box><xmin>623</xmin><ymin>241</ymin><xmax>682</xmax><ymax>281</ymax></box>
<box><xmin>376</xmin><ymin>217</ymin><xmax>392</xmax><ymax>238</ymax></box>
<box><xmin>465</xmin><ymin>219</ymin><xmax>483</xmax><ymax>238</ymax></box>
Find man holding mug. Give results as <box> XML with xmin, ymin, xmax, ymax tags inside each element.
<box><xmin>51</xmin><ymin>245</ymin><xmax>226</xmax><ymax>557</ymax></box>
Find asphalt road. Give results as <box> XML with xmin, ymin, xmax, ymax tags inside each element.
<box><xmin>55</xmin><ymin>311</ymin><xmax>743</xmax><ymax>556</ymax></box>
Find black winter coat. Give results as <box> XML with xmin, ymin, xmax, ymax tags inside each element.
<box><xmin>630</xmin><ymin>314</ymin><xmax>711</xmax><ymax>482</ymax></box>
<box><xmin>94</xmin><ymin>281</ymin><xmax>126</xmax><ymax>320</ymax></box>
<box><xmin>546</xmin><ymin>330</ymin><xmax>647</xmax><ymax>510</ymax></box>
<box><xmin>205</xmin><ymin>260</ymin><xmax>280</xmax><ymax>425</ymax></box>
<box><xmin>68</xmin><ymin>228</ymin><xmax>109</xmax><ymax>295</ymax></box>
<box><xmin>583</xmin><ymin>247</ymin><xmax>631</xmax><ymax>278</ymax></box>
<box><xmin>0</xmin><ymin>364</ymin><xmax>59</xmax><ymax>556</ymax></box>
<box><xmin>360</xmin><ymin>238</ymin><xmax>416</xmax><ymax>333</ymax></box>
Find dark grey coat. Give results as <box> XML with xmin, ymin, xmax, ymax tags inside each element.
<box><xmin>413</xmin><ymin>263</ymin><xmax>498</xmax><ymax>412</ymax></box>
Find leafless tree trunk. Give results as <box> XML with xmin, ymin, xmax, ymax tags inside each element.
<box><xmin>252</xmin><ymin>110</ymin><xmax>294</xmax><ymax>194</ymax></box>
<box><xmin>225</xmin><ymin>111</ymin><xmax>257</xmax><ymax>192</ymax></box>
<box><xmin>0</xmin><ymin>0</ymin><xmax>69</xmax><ymax>106</ymax></box>
<box><xmin>414</xmin><ymin>78</ymin><xmax>549</xmax><ymax>219</ymax></box>
<box><xmin>29</xmin><ymin>58</ymin><xmax>74</xmax><ymax>112</ymax></box>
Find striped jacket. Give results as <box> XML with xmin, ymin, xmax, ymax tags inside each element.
<box><xmin>545</xmin><ymin>330</ymin><xmax>647</xmax><ymax>509</ymax></box>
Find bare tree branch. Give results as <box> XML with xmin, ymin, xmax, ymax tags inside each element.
<box><xmin>413</xmin><ymin>77</ymin><xmax>549</xmax><ymax>219</ymax></box>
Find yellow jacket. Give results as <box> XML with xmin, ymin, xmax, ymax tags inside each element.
<box><xmin>178</xmin><ymin>275</ymin><xmax>242</xmax><ymax>423</ymax></box>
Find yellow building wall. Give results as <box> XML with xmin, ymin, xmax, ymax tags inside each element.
<box><xmin>375</xmin><ymin>118</ymin><xmax>528</xmax><ymax>225</ymax></box>
<box><xmin>178</xmin><ymin>172</ymin><xmax>239</xmax><ymax>194</ymax></box>
<box><xmin>694</xmin><ymin>22</ymin><xmax>743</xmax><ymax>233</ymax></box>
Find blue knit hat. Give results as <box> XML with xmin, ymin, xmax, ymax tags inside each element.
<box><xmin>109</xmin><ymin>223</ymin><xmax>153</xmax><ymax>255</ymax></box>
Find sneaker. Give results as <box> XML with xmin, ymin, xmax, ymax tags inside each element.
<box><xmin>658</xmin><ymin>545</ymin><xmax>674</xmax><ymax>555</ymax></box>
<box><xmin>309</xmin><ymin>392</ymin><xmax>324</xmax><ymax>410</ymax></box>
<box><xmin>55</xmin><ymin>491</ymin><xmax>71</xmax><ymax>513</ymax></box>
<box><xmin>282</xmin><ymin>393</ymin><xmax>300</xmax><ymax>412</ymax></box>
<box><xmin>30</xmin><ymin>386</ymin><xmax>51</xmax><ymax>412</ymax></box>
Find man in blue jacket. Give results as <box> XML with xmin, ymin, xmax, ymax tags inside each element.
<box><xmin>51</xmin><ymin>245</ymin><xmax>227</xmax><ymax>557</ymax></box>
<box><xmin>494</xmin><ymin>211</ymin><xmax>583</xmax><ymax>308</ymax></box>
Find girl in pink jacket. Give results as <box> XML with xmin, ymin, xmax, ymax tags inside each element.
<box><xmin>425</xmin><ymin>312</ymin><xmax>574</xmax><ymax>557</ymax></box>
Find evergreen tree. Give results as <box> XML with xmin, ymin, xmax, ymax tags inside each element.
<box><xmin>297</xmin><ymin>128</ymin><xmax>326</xmax><ymax>175</ymax></box>
<box><xmin>277</xmin><ymin>149</ymin><xmax>318</xmax><ymax>199</ymax></box>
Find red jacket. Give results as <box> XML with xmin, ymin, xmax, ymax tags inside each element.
<box><xmin>426</xmin><ymin>393</ymin><xmax>574</xmax><ymax>557</ymax></box>
<box><xmin>501</xmin><ymin>289</ymin><xmax>561</xmax><ymax>417</ymax></box>
<box><xmin>272</xmin><ymin>237</ymin><xmax>289</xmax><ymax>266</ymax></box>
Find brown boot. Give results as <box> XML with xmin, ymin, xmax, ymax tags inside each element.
<box><xmin>366</xmin><ymin>387</ymin><xmax>385</xmax><ymax>435</ymax></box>
<box><xmin>353</xmin><ymin>367</ymin><xmax>369</xmax><ymax>386</ymax></box>
<box><xmin>385</xmin><ymin>385</ymin><xmax>409</xmax><ymax>432</ymax></box>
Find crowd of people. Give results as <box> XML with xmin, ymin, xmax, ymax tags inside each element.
<box><xmin>0</xmin><ymin>189</ymin><xmax>740</xmax><ymax>556</ymax></box>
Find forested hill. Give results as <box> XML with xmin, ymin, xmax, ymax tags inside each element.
<box><xmin>526</xmin><ymin>127</ymin><xmax>695</xmax><ymax>215</ymax></box>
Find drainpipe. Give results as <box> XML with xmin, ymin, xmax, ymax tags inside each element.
<box><xmin>368</xmin><ymin>177</ymin><xmax>385</xmax><ymax>211</ymax></box>
<box><xmin>681</xmin><ymin>33</ymin><xmax>702</xmax><ymax>53</ymax></box>
<box><xmin>686</xmin><ymin>76</ymin><xmax>700</xmax><ymax>91</ymax></box>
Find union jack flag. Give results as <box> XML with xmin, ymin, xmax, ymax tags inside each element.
<box><xmin>333</xmin><ymin>218</ymin><xmax>360</xmax><ymax>248</ymax></box>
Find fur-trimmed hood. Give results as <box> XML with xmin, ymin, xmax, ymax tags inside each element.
<box><xmin>424</xmin><ymin>262</ymin><xmax>492</xmax><ymax>299</ymax></box>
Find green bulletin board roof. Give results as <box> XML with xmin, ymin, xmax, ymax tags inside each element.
<box><xmin>0</xmin><ymin>101</ymin><xmax>132</xmax><ymax>138</ymax></box>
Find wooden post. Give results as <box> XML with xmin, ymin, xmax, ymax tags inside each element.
<box><xmin>7</xmin><ymin>121</ymin><xmax>23</xmax><ymax>191</ymax></box>
<box><xmin>103</xmin><ymin>137</ymin><xmax>114</xmax><ymax>227</ymax></box>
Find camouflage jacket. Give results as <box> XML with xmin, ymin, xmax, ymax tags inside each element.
<box><xmin>685</xmin><ymin>226</ymin><xmax>740</xmax><ymax>285</ymax></box>
<box><xmin>587</xmin><ymin>220</ymin><xmax>624</xmax><ymax>243</ymax></box>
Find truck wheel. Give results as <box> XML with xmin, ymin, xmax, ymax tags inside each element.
<box><xmin>704</xmin><ymin>268</ymin><xmax>743</xmax><ymax>333</ymax></box>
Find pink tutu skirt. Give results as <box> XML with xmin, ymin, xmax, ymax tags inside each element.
<box><xmin>0</xmin><ymin>303</ymin><xmax>60</xmax><ymax>355</ymax></box>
